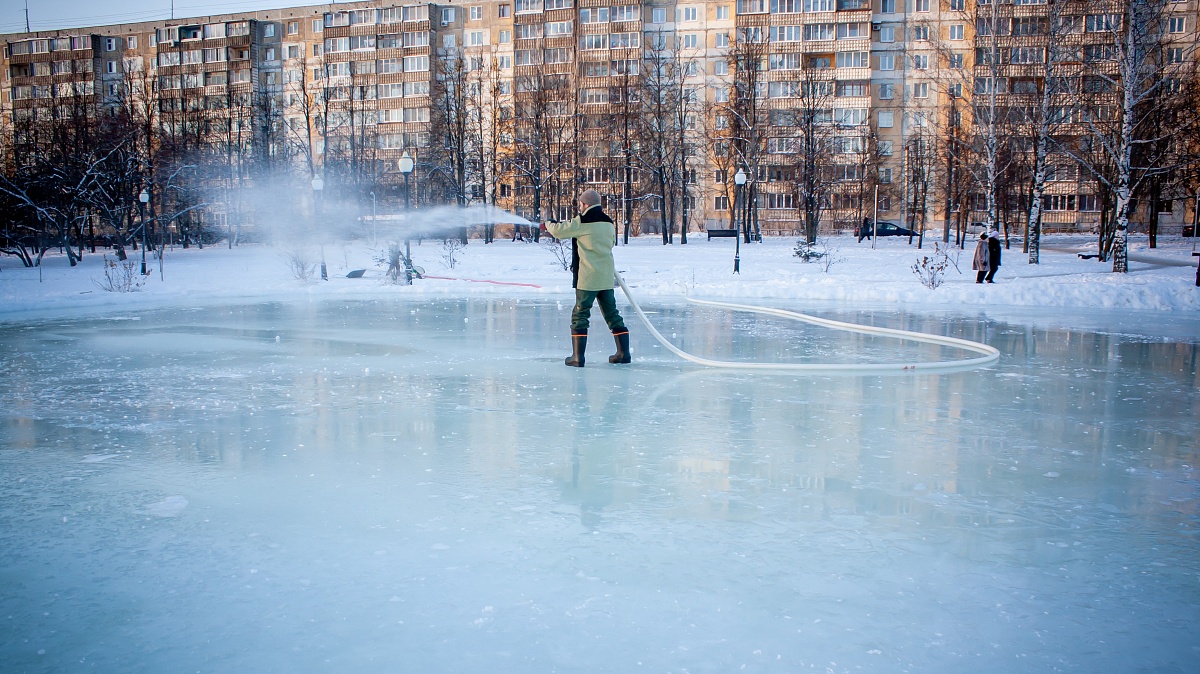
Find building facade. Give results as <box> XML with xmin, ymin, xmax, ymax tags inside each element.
<box><xmin>2</xmin><ymin>1</ymin><xmax>1196</xmax><ymax>239</ymax></box>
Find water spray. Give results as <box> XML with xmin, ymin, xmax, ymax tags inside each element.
<box><xmin>614</xmin><ymin>272</ymin><xmax>1000</xmax><ymax>374</ymax></box>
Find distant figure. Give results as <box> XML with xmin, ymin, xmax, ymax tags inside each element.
<box><xmin>973</xmin><ymin>232</ymin><xmax>990</xmax><ymax>284</ymax></box>
<box><xmin>858</xmin><ymin>217</ymin><xmax>872</xmax><ymax>243</ymax></box>
<box><xmin>986</xmin><ymin>229</ymin><xmax>1002</xmax><ymax>283</ymax></box>
<box><xmin>541</xmin><ymin>189</ymin><xmax>631</xmax><ymax>367</ymax></box>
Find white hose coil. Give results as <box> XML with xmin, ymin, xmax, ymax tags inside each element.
<box><xmin>615</xmin><ymin>271</ymin><xmax>1000</xmax><ymax>373</ymax></box>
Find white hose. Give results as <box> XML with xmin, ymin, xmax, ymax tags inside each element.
<box><xmin>614</xmin><ymin>271</ymin><xmax>1000</xmax><ymax>373</ymax></box>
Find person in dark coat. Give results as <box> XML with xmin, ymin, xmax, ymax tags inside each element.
<box><xmin>986</xmin><ymin>229</ymin><xmax>1002</xmax><ymax>283</ymax></box>
<box><xmin>972</xmin><ymin>232</ymin><xmax>990</xmax><ymax>283</ymax></box>
<box><xmin>858</xmin><ymin>217</ymin><xmax>872</xmax><ymax>243</ymax></box>
<box><xmin>540</xmin><ymin>189</ymin><xmax>630</xmax><ymax>367</ymax></box>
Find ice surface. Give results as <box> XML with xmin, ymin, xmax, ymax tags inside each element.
<box><xmin>1</xmin><ymin>298</ymin><xmax>1197</xmax><ymax>673</ymax></box>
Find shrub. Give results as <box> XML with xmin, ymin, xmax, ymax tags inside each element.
<box><xmin>94</xmin><ymin>255</ymin><xmax>145</xmax><ymax>292</ymax></box>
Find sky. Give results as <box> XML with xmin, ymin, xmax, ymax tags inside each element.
<box><xmin>0</xmin><ymin>0</ymin><xmax>330</xmax><ymax>34</ymax></box>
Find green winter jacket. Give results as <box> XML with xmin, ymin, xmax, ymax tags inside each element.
<box><xmin>546</xmin><ymin>206</ymin><xmax>617</xmax><ymax>291</ymax></box>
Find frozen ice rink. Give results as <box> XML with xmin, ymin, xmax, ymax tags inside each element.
<box><xmin>1</xmin><ymin>298</ymin><xmax>1197</xmax><ymax>673</ymax></box>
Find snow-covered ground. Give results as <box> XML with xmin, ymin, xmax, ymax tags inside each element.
<box><xmin>2</xmin><ymin>233</ymin><xmax>1198</xmax><ymax>318</ymax></box>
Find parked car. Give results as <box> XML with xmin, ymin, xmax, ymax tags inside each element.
<box><xmin>873</xmin><ymin>221</ymin><xmax>917</xmax><ymax>237</ymax></box>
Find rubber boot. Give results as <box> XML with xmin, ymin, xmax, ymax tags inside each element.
<box><xmin>565</xmin><ymin>333</ymin><xmax>586</xmax><ymax>367</ymax></box>
<box><xmin>608</xmin><ymin>330</ymin><xmax>631</xmax><ymax>364</ymax></box>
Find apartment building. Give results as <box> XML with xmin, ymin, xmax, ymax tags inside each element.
<box><xmin>2</xmin><ymin>1</ymin><xmax>1196</xmax><ymax>238</ymax></box>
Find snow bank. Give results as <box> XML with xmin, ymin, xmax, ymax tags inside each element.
<box><xmin>2</xmin><ymin>233</ymin><xmax>1197</xmax><ymax>320</ymax></box>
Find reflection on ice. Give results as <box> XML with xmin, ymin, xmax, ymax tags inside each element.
<box><xmin>0</xmin><ymin>299</ymin><xmax>1197</xmax><ymax>673</ymax></box>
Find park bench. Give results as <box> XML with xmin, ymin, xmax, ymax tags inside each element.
<box><xmin>707</xmin><ymin>228</ymin><xmax>738</xmax><ymax>240</ymax></box>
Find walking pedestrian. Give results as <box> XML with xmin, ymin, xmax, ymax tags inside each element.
<box><xmin>972</xmin><ymin>232</ymin><xmax>990</xmax><ymax>284</ymax></box>
<box><xmin>986</xmin><ymin>229</ymin><xmax>1002</xmax><ymax>283</ymax></box>
<box><xmin>541</xmin><ymin>189</ymin><xmax>631</xmax><ymax>367</ymax></box>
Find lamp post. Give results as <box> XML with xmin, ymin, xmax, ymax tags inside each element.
<box><xmin>312</xmin><ymin>177</ymin><xmax>326</xmax><ymax>280</ymax></box>
<box><xmin>733</xmin><ymin>168</ymin><xmax>747</xmax><ymax>274</ymax></box>
<box><xmin>399</xmin><ymin>151</ymin><xmax>415</xmax><ymax>284</ymax></box>
<box><xmin>370</xmin><ymin>190</ymin><xmax>377</xmax><ymax>246</ymax></box>
<box><xmin>138</xmin><ymin>188</ymin><xmax>150</xmax><ymax>275</ymax></box>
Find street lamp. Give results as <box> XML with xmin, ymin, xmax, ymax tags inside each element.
<box><xmin>399</xmin><ymin>151</ymin><xmax>415</xmax><ymax>285</ymax></box>
<box><xmin>312</xmin><ymin>177</ymin><xmax>326</xmax><ymax>280</ymax></box>
<box><xmin>138</xmin><ymin>188</ymin><xmax>150</xmax><ymax>275</ymax></box>
<box><xmin>733</xmin><ymin>168</ymin><xmax>747</xmax><ymax>274</ymax></box>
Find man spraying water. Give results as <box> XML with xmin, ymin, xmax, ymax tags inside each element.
<box><xmin>541</xmin><ymin>189</ymin><xmax>631</xmax><ymax>367</ymax></box>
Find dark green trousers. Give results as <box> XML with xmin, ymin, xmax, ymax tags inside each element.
<box><xmin>571</xmin><ymin>289</ymin><xmax>626</xmax><ymax>334</ymax></box>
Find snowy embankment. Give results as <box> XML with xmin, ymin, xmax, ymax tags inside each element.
<box><xmin>1</xmin><ymin>233</ymin><xmax>1198</xmax><ymax>318</ymax></box>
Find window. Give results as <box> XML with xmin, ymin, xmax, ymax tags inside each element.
<box><xmin>1010</xmin><ymin>47</ymin><xmax>1043</xmax><ymax>64</ymax></box>
<box><xmin>879</xmin><ymin>83</ymin><xmax>894</xmax><ymax>100</ymax></box>
<box><xmin>581</xmin><ymin>87</ymin><xmax>609</xmax><ymax>104</ymax></box>
<box><xmin>717</xmin><ymin>6</ymin><xmax>730</xmax><ymax>20</ymax></box>
<box><xmin>912</xmin><ymin>25</ymin><xmax>929</xmax><ymax>41</ymax></box>
<box><xmin>1079</xmin><ymin>195</ymin><xmax>1099</xmax><ymax>212</ymax></box>
<box><xmin>402</xmin><ymin>5</ymin><xmax>429</xmax><ymax>21</ymax></box>
<box><xmin>264</xmin><ymin>24</ymin><xmax>275</xmax><ymax>37</ymax></box>
<box><xmin>469</xmin><ymin>30</ymin><xmax>487</xmax><ymax>46</ymax></box>
<box><xmin>713</xmin><ymin>60</ymin><xmax>729</xmax><ymax>75</ymax></box>
<box><xmin>546</xmin><ymin>21</ymin><xmax>572</xmax><ymax>36</ymax></box>
<box><xmin>880</xmin><ymin>26</ymin><xmax>895</xmax><ymax>43</ymax></box>
<box><xmin>1169</xmin><ymin>17</ymin><xmax>1186</xmax><ymax>33</ymax></box>
<box><xmin>838</xmin><ymin>23</ymin><xmax>868</xmax><ymax>39</ymax></box>
<box><xmin>105</xmin><ymin>38</ymin><xmax>116</xmax><ymax>51</ymax></box>
<box><xmin>912</xmin><ymin>54</ymin><xmax>929</xmax><ymax>69</ymax></box>
<box><xmin>913</xmin><ymin>82</ymin><xmax>928</xmax><ymax>98</ymax></box>
<box><xmin>287</xmin><ymin>21</ymin><xmax>298</xmax><ymax>35</ymax></box>
<box><xmin>265</xmin><ymin>47</ymin><xmax>277</xmax><ymax>61</ymax></box>
<box><xmin>716</xmin><ymin>32</ymin><xmax>729</xmax><ymax>47</ymax></box>
<box><xmin>404</xmin><ymin>55</ymin><xmax>429</xmax><ymax>71</ymax></box>
<box><xmin>442</xmin><ymin>8</ymin><xmax>456</xmax><ymax>24</ymax></box>
<box><xmin>546</xmin><ymin>0</ymin><xmax>572</xmax><ymax>8</ymax></box>
<box><xmin>204</xmin><ymin>47</ymin><xmax>225</xmax><ymax>62</ymax></box>
<box><xmin>803</xmin><ymin>24</ymin><xmax>835</xmax><ymax>41</ymax></box>
<box><xmin>443</xmin><ymin>33</ymin><xmax>456</xmax><ymax>48</ymax></box>
<box><xmin>515</xmin><ymin>0</ymin><xmax>542</xmax><ymax>12</ymax></box>
<box><xmin>612</xmin><ymin>5</ymin><xmax>638</xmax><ymax>21</ymax></box>
<box><xmin>949</xmin><ymin>24</ymin><xmax>964</xmax><ymax>41</ymax></box>
<box><xmin>1043</xmin><ymin>195</ymin><xmax>1077</xmax><ymax>212</ymax></box>
<box><xmin>837</xmin><ymin>80</ymin><xmax>868</xmax><ymax>97</ymax></box>
<box><xmin>652</xmin><ymin>8</ymin><xmax>666</xmax><ymax>23</ymax></box>
<box><xmin>949</xmin><ymin>0</ymin><xmax>964</xmax><ymax>10</ymax></box>
<box><xmin>470</xmin><ymin>6</ymin><xmax>483</xmax><ymax>20</ymax></box>
<box><xmin>836</xmin><ymin>51</ymin><xmax>868</xmax><ymax>68</ymax></box>
<box><xmin>678</xmin><ymin>6</ymin><xmax>698</xmax><ymax>22</ymax></box>
<box><xmin>582</xmin><ymin>34</ymin><xmax>609</xmax><ymax>50</ymax></box>
<box><xmin>949</xmin><ymin>53</ymin><xmax>964</xmax><ymax>69</ymax></box>
<box><xmin>128</xmin><ymin>36</ymin><xmax>138</xmax><ymax>49</ymax></box>
<box><xmin>499</xmin><ymin>5</ymin><xmax>511</xmax><ymax>18</ymax></box>
<box><xmin>836</xmin><ymin>108</ymin><xmax>867</xmax><ymax>125</ymax></box>
<box><xmin>1086</xmin><ymin>14</ymin><xmax>1119</xmax><ymax>33</ymax></box>
<box><xmin>804</xmin><ymin>0</ymin><xmax>833</xmax><ymax>9</ymax></box>
<box><xmin>878</xmin><ymin>53</ymin><xmax>895</xmax><ymax>70</ymax></box>
<box><xmin>581</xmin><ymin>8</ymin><xmax>608</xmax><ymax>23</ymax></box>
<box><xmin>914</xmin><ymin>0</ymin><xmax>929</xmax><ymax>12</ymax></box>
<box><xmin>313</xmin><ymin>19</ymin><xmax>323</xmax><ymax>33</ymax></box>
<box><xmin>498</xmin><ymin>55</ymin><xmax>511</xmax><ymax>69</ymax></box>
<box><xmin>879</xmin><ymin>142</ymin><xmax>893</xmax><ymax>157</ymax></box>
<box><xmin>1169</xmin><ymin>47</ymin><xmax>1185</xmax><ymax>64</ymax></box>
<box><xmin>106</xmin><ymin>60</ymin><xmax>118</xmax><ymax>73</ymax></box>
<box><xmin>611</xmin><ymin>32</ymin><xmax>639</xmax><ymax>48</ymax></box>
<box><xmin>715</xmin><ymin>86</ymin><xmax>728</xmax><ymax>102</ymax></box>
<box><xmin>517</xmin><ymin>24</ymin><xmax>542</xmax><ymax>39</ymax></box>
<box><xmin>403</xmin><ymin>31</ymin><xmax>429</xmax><ymax>46</ymax></box>
<box><xmin>770</xmin><ymin>53</ymin><xmax>802</xmax><ymax>69</ymax></box>
<box><xmin>680</xmin><ymin>33</ymin><xmax>700</xmax><ymax>48</ymax></box>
